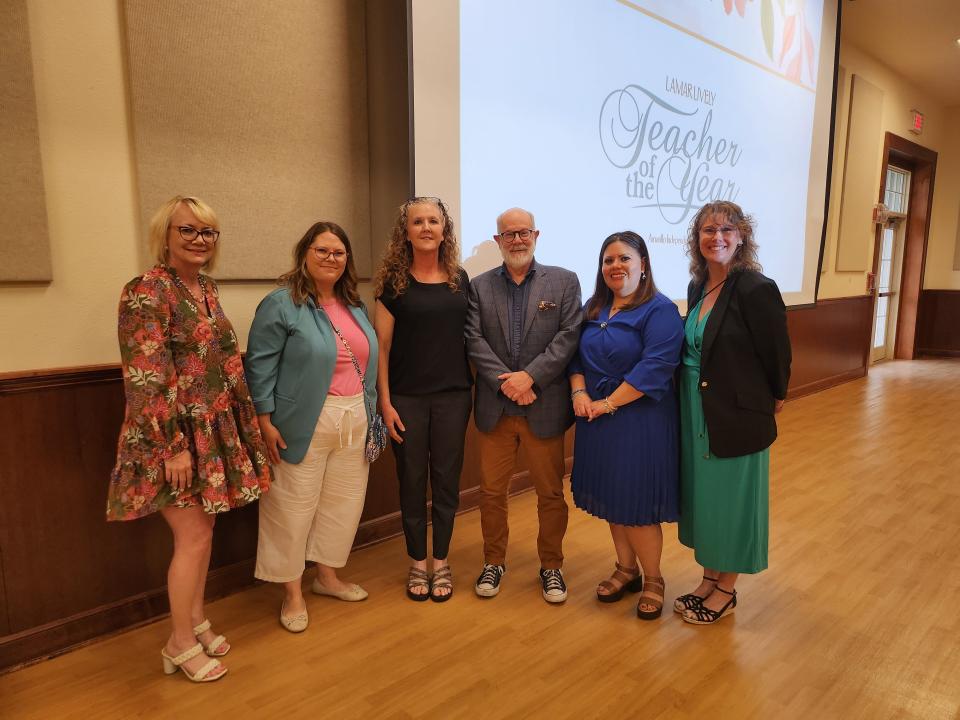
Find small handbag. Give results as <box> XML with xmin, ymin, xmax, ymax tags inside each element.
<box><xmin>319</xmin><ymin>307</ymin><xmax>387</xmax><ymax>463</ymax></box>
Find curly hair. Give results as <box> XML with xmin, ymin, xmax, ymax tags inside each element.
<box><xmin>373</xmin><ymin>197</ymin><xmax>462</xmax><ymax>298</ymax></box>
<box><xmin>278</xmin><ymin>221</ymin><xmax>361</xmax><ymax>307</ymax></box>
<box><xmin>686</xmin><ymin>201</ymin><xmax>762</xmax><ymax>284</ymax></box>
<box><xmin>585</xmin><ymin>231</ymin><xmax>658</xmax><ymax>321</ymax></box>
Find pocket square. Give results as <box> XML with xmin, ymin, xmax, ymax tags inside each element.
<box><xmin>537</xmin><ymin>300</ymin><xmax>557</xmax><ymax>311</ymax></box>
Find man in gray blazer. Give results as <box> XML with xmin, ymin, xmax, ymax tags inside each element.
<box><xmin>465</xmin><ymin>207</ymin><xmax>583</xmax><ymax>603</ymax></box>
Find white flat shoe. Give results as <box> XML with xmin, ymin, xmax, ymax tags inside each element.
<box><xmin>279</xmin><ymin>601</ymin><xmax>309</xmax><ymax>633</ymax></box>
<box><xmin>311</xmin><ymin>579</ymin><xmax>368</xmax><ymax>602</ymax></box>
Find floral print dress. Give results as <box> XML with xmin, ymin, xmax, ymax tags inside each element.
<box><xmin>107</xmin><ymin>265</ymin><xmax>271</xmax><ymax>520</ymax></box>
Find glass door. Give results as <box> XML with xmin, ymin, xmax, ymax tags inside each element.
<box><xmin>870</xmin><ymin>219</ymin><xmax>905</xmax><ymax>363</ymax></box>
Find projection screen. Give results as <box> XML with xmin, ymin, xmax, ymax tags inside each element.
<box><xmin>410</xmin><ymin>0</ymin><xmax>840</xmax><ymax>309</ymax></box>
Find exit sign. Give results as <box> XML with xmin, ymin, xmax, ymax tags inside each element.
<box><xmin>910</xmin><ymin>110</ymin><xmax>924</xmax><ymax>135</ymax></box>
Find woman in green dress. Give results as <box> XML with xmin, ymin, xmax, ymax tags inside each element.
<box><xmin>676</xmin><ymin>201</ymin><xmax>791</xmax><ymax>625</ymax></box>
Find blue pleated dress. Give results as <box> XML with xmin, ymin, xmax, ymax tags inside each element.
<box><xmin>570</xmin><ymin>293</ymin><xmax>684</xmax><ymax>526</ymax></box>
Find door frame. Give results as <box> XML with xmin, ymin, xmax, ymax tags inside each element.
<box><xmin>873</xmin><ymin>133</ymin><xmax>937</xmax><ymax>359</ymax></box>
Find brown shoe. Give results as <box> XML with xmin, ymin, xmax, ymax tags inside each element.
<box><xmin>430</xmin><ymin>565</ymin><xmax>454</xmax><ymax>603</ymax></box>
<box><xmin>596</xmin><ymin>562</ymin><xmax>643</xmax><ymax>603</ymax></box>
<box><xmin>636</xmin><ymin>576</ymin><xmax>665</xmax><ymax>620</ymax></box>
<box><xmin>406</xmin><ymin>566</ymin><xmax>430</xmax><ymax>602</ymax></box>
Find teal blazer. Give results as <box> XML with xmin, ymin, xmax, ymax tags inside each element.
<box><xmin>244</xmin><ymin>288</ymin><xmax>379</xmax><ymax>464</ymax></box>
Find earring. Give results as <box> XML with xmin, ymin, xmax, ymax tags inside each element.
<box><xmin>640</xmin><ymin>270</ymin><xmax>647</xmax><ymax>281</ymax></box>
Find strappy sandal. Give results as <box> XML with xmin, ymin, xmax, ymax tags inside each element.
<box><xmin>673</xmin><ymin>575</ymin><xmax>719</xmax><ymax>614</ymax></box>
<box><xmin>636</xmin><ymin>575</ymin><xmax>665</xmax><ymax>620</ymax></box>
<box><xmin>193</xmin><ymin>618</ymin><xmax>229</xmax><ymax>657</ymax></box>
<box><xmin>596</xmin><ymin>562</ymin><xmax>643</xmax><ymax>603</ymax></box>
<box><xmin>430</xmin><ymin>565</ymin><xmax>454</xmax><ymax>603</ymax></box>
<box><xmin>406</xmin><ymin>566</ymin><xmax>431</xmax><ymax>602</ymax></box>
<box><xmin>161</xmin><ymin>642</ymin><xmax>227</xmax><ymax>682</ymax></box>
<box><xmin>682</xmin><ymin>586</ymin><xmax>737</xmax><ymax>625</ymax></box>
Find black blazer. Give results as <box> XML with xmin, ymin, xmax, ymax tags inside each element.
<box><xmin>686</xmin><ymin>270</ymin><xmax>791</xmax><ymax>458</ymax></box>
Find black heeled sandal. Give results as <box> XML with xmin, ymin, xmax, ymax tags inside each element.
<box><xmin>682</xmin><ymin>586</ymin><xmax>736</xmax><ymax>625</ymax></box>
<box><xmin>673</xmin><ymin>574</ymin><xmax>719</xmax><ymax>613</ymax></box>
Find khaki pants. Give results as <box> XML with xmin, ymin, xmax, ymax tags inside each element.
<box><xmin>255</xmin><ymin>394</ymin><xmax>368</xmax><ymax>583</ymax></box>
<box><xmin>476</xmin><ymin>415</ymin><xmax>567</xmax><ymax>569</ymax></box>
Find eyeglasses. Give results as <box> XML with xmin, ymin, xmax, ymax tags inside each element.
<box><xmin>700</xmin><ymin>225</ymin><xmax>738</xmax><ymax>238</ymax></box>
<box><xmin>310</xmin><ymin>247</ymin><xmax>348</xmax><ymax>262</ymax></box>
<box><xmin>176</xmin><ymin>226</ymin><xmax>220</xmax><ymax>244</ymax></box>
<box><xmin>498</xmin><ymin>228</ymin><xmax>535</xmax><ymax>243</ymax></box>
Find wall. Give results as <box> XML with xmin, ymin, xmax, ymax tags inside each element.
<box><xmin>818</xmin><ymin>43</ymin><xmax>960</xmax><ymax>299</ymax></box>
<box><xmin>0</xmin><ymin>0</ymin><xmax>384</xmax><ymax>374</ymax></box>
<box><xmin>925</xmin><ymin>105</ymin><xmax>960</xmax><ymax>288</ymax></box>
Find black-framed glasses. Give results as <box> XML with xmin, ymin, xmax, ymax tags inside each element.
<box><xmin>176</xmin><ymin>226</ymin><xmax>220</xmax><ymax>244</ymax></box>
<box><xmin>310</xmin><ymin>247</ymin><xmax>348</xmax><ymax>262</ymax></box>
<box><xmin>498</xmin><ymin>228</ymin><xmax>535</xmax><ymax>243</ymax></box>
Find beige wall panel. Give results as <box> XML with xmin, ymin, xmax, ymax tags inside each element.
<box><xmin>123</xmin><ymin>0</ymin><xmax>371</xmax><ymax>280</ymax></box>
<box><xmin>835</xmin><ymin>74</ymin><xmax>883</xmax><ymax>272</ymax></box>
<box><xmin>821</xmin><ymin>64</ymin><xmax>847</xmax><ymax>276</ymax></box>
<box><xmin>365</xmin><ymin>0</ymin><xmax>413</xmax><ymax>267</ymax></box>
<box><xmin>954</xmin><ymin>203</ymin><xmax>960</xmax><ymax>271</ymax></box>
<box><xmin>0</xmin><ymin>0</ymin><xmax>52</xmax><ymax>282</ymax></box>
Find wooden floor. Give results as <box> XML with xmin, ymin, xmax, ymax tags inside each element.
<box><xmin>1</xmin><ymin>359</ymin><xmax>958</xmax><ymax>719</ymax></box>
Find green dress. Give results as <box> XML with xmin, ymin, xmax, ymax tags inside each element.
<box><xmin>678</xmin><ymin>302</ymin><xmax>769</xmax><ymax>574</ymax></box>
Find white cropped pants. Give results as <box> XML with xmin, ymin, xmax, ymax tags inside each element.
<box><xmin>255</xmin><ymin>393</ymin><xmax>369</xmax><ymax>583</ymax></box>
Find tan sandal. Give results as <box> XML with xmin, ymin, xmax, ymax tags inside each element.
<box><xmin>193</xmin><ymin>618</ymin><xmax>229</xmax><ymax>657</ymax></box>
<box><xmin>407</xmin><ymin>567</ymin><xmax>430</xmax><ymax>602</ymax></box>
<box><xmin>596</xmin><ymin>562</ymin><xmax>643</xmax><ymax>603</ymax></box>
<box><xmin>431</xmin><ymin>565</ymin><xmax>453</xmax><ymax>603</ymax></box>
<box><xmin>636</xmin><ymin>576</ymin><xmax>665</xmax><ymax>620</ymax></box>
<box><xmin>161</xmin><ymin>642</ymin><xmax>227</xmax><ymax>682</ymax></box>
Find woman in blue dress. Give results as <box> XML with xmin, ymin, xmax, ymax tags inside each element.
<box><xmin>569</xmin><ymin>231</ymin><xmax>683</xmax><ymax>619</ymax></box>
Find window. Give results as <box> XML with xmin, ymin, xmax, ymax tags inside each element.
<box><xmin>884</xmin><ymin>166</ymin><xmax>910</xmax><ymax>215</ymax></box>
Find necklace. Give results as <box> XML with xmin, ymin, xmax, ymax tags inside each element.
<box><xmin>171</xmin><ymin>270</ymin><xmax>209</xmax><ymax>313</ymax></box>
<box><xmin>700</xmin><ymin>278</ymin><xmax>726</xmax><ymax>302</ymax></box>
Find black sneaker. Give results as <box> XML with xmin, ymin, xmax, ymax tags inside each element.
<box><xmin>475</xmin><ymin>563</ymin><xmax>505</xmax><ymax>597</ymax></box>
<box><xmin>540</xmin><ymin>568</ymin><xmax>568</xmax><ymax>603</ymax></box>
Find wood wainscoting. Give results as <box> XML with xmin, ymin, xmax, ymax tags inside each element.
<box><xmin>785</xmin><ymin>295</ymin><xmax>875</xmax><ymax>398</ymax></box>
<box><xmin>0</xmin><ymin>293</ymin><xmax>871</xmax><ymax>671</ymax></box>
<box><xmin>917</xmin><ymin>289</ymin><xmax>960</xmax><ymax>357</ymax></box>
<box><xmin>0</xmin><ymin>366</ymin><xmax>541</xmax><ymax>672</ymax></box>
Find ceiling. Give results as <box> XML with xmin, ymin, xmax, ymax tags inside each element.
<box><xmin>841</xmin><ymin>0</ymin><xmax>960</xmax><ymax>107</ymax></box>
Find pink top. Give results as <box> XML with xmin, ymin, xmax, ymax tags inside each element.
<box><xmin>322</xmin><ymin>300</ymin><xmax>368</xmax><ymax>396</ymax></box>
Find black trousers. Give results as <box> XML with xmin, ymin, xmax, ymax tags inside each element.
<box><xmin>391</xmin><ymin>389</ymin><xmax>472</xmax><ymax>561</ymax></box>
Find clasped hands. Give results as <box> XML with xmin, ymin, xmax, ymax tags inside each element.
<box><xmin>572</xmin><ymin>391</ymin><xmax>614</xmax><ymax>422</ymax></box>
<box><xmin>498</xmin><ymin>370</ymin><xmax>536</xmax><ymax>405</ymax></box>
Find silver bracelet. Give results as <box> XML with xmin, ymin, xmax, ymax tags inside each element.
<box><xmin>570</xmin><ymin>389</ymin><xmax>586</xmax><ymax>399</ymax></box>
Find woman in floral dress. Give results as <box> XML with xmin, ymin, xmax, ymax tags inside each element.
<box><xmin>107</xmin><ymin>196</ymin><xmax>271</xmax><ymax>682</ymax></box>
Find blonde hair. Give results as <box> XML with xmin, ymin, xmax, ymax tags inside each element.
<box><xmin>374</xmin><ymin>197</ymin><xmax>461</xmax><ymax>297</ymax></box>
<box><xmin>147</xmin><ymin>195</ymin><xmax>220</xmax><ymax>271</ymax></box>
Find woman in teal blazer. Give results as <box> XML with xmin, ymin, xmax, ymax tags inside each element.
<box><xmin>245</xmin><ymin>221</ymin><xmax>378</xmax><ymax>633</ymax></box>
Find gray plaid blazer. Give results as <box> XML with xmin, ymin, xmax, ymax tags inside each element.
<box><xmin>465</xmin><ymin>263</ymin><xmax>583</xmax><ymax>439</ymax></box>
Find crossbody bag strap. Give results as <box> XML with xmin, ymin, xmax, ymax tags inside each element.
<box><xmin>317</xmin><ymin>306</ymin><xmax>366</xmax><ymax>386</ymax></box>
